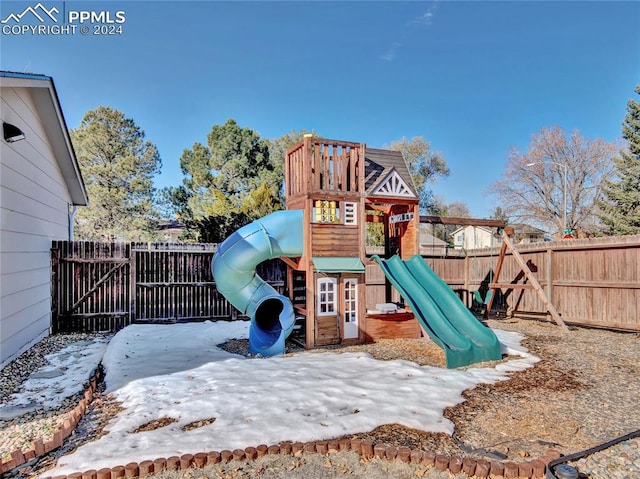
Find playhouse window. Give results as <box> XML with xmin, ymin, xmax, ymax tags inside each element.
<box><xmin>343</xmin><ymin>202</ymin><xmax>357</xmax><ymax>225</ymax></box>
<box><xmin>314</xmin><ymin>200</ymin><xmax>340</xmax><ymax>224</ymax></box>
<box><xmin>317</xmin><ymin>277</ymin><xmax>337</xmax><ymax>316</ymax></box>
<box><xmin>343</xmin><ymin>278</ymin><xmax>358</xmax><ymax>323</ymax></box>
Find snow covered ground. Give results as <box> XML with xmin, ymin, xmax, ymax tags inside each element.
<box><xmin>3</xmin><ymin>321</ymin><xmax>538</xmax><ymax>475</ymax></box>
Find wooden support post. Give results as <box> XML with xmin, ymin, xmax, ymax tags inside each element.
<box><xmin>51</xmin><ymin>245</ymin><xmax>60</xmax><ymax>334</ymax></box>
<box><xmin>485</xmin><ymin>240</ymin><xmax>508</xmax><ymax>319</ymax></box>
<box><xmin>546</xmin><ymin>247</ymin><xmax>554</xmax><ymax>322</ymax></box>
<box><xmin>129</xmin><ymin>245</ymin><xmax>136</xmax><ymax>323</ymax></box>
<box><xmin>383</xmin><ymin>213</ymin><xmax>392</xmax><ymax>302</ymax></box>
<box><xmin>488</xmin><ymin>230</ymin><xmax>568</xmax><ymax>331</ymax></box>
<box><xmin>463</xmin><ymin>253</ymin><xmax>469</xmax><ymax>308</ymax></box>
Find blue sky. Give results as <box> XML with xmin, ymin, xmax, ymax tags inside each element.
<box><xmin>2</xmin><ymin>1</ymin><xmax>639</xmax><ymax>217</ymax></box>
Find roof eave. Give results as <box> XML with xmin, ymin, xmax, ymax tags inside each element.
<box><xmin>1</xmin><ymin>72</ymin><xmax>89</xmax><ymax>206</ymax></box>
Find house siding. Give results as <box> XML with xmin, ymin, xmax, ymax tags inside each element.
<box><xmin>1</xmin><ymin>85</ymin><xmax>73</xmax><ymax>367</ymax></box>
<box><xmin>452</xmin><ymin>226</ymin><xmax>497</xmax><ymax>250</ymax></box>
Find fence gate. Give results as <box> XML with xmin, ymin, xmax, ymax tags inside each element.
<box><xmin>131</xmin><ymin>243</ymin><xmax>231</xmax><ymax>323</ymax></box>
<box><xmin>51</xmin><ymin>241</ymin><xmax>131</xmax><ymax>333</ymax></box>
<box><xmin>51</xmin><ymin>241</ymin><xmax>287</xmax><ymax>333</ymax></box>
<box><xmin>51</xmin><ymin>241</ymin><xmax>231</xmax><ymax>333</ymax></box>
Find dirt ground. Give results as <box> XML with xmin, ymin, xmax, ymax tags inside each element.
<box><xmin>6</xmin><ymin>316</ymin><xmax>640</xmax><ymax>478</ymax></box>
<box><xmin>136</xmin><ymin>316</ymin><xmax>640</xmax><ymax>479</ymax></box>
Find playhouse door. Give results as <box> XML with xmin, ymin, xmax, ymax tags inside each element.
<box><xmin>343</xmin><ymin>278</ymin><xmax>359</xmax><ymax>339</ymax></box>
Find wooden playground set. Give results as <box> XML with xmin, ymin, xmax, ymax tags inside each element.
<box><xmin>280</xmin><ymin>136</ymin><xmax>566</xmax><ymax>352</ymax></box>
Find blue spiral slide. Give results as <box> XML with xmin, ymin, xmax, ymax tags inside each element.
<box><xmin>211</xmin><ymin>210</ymin><xmax>304</xmax><ymax>356</ymax></box>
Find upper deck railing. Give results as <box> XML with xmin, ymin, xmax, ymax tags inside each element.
<box><xmin>285</xmin><ymin>137</ymin><xmax>365</xmax><ymax>198</ymax></box>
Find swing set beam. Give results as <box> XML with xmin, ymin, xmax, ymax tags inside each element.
<box><xmin>420</xmin><ymin>215</ymin><xmax>506</xmax><ymax>228</ymax></box>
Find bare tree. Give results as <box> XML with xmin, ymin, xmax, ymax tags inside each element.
<box><xmin>488</xmin><ymin>126</ymin><xmax>617</xmax><ymax>235</ymax></box>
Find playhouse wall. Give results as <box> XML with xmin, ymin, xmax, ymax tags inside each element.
<box><xmin>311</xmin><ymin>223</ymin><xmax>360</xmax><ymax>257</ymax></box>
<box><xmin>315</xmin><ymin>314</ymin><xmax>340</xmax><ymax>345</ymax></box>
<box><xmin>364</xmin><ymin>317</ymin><xmax>421</xmax><ymax>342</ymax></box>
<box><xmin>286</xmin><ymin>196</ymin><xmax>306</xmax><ymax>211</ymax></box>
<box><xmin>365</xmin><ymin>263</ymin><xmax>386</xmax><ymax>310</ymax></box>
<box><xmin>308</xmin><ymin>271</ymin><xmax>366</xmax><ymax>346</ymax></box>
<box><xmin>399</xmin><ymin>204</ymin><xmax>420</xmax><ymax>259</ymax></box>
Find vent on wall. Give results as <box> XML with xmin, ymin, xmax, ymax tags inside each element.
<box><xmin>3</xmin><ymin>122</ymin><xmax>26</xmax><ymax>143</ymax></box>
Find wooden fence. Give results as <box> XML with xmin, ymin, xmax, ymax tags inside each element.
<box><xmin>50</xmin><ymin>241</ymin><xmax>285</xmax><ymax>333</ymax></box>
<box><xmin>52</xmin><ymin>235</ymin><xmax>640</xmax><ymax>334</ymax></box>
<box><xmin>422</xmin><ymin>234</ymin><xmax>640</xmax><ymax>331</ymax></box>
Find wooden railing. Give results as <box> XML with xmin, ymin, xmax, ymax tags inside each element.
<box><xmin>286</xmin><ymin>138</ymin><xmax>364</xmax><ymax>197</ymax></box>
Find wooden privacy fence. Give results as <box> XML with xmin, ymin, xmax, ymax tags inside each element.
<box><xmin>50</xmin><ymin>241</ymin><xmax>285</xmax><ymax>333</ymax></box>
<box><xmin>422</xmin><ymin>234</ymin><xmax>640</xmax><ymax>332</ymax></box>
<box><xmin>53</xmin><ymin>236</ymin><xmax>640</xmax><ymax>334</ymax></box>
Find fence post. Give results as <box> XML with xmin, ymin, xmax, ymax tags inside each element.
<box><xmin>463</xmin><ymin>253</ymin><xmax>469</xmax><ymax>307</ymax></box>
<box><xmin>546</xmin><ymin>247</ymin><xmax>554</xmax><ymax>321</ymax></box>
<box><xmin>129</xmin><ymin>243</ymin><xmax>136</xmax><ymax>323</ymax></box>
<box><xmin>50</xmin><ymin>243</ymin><xmax>60</xmax><ymax>334</ymax></box>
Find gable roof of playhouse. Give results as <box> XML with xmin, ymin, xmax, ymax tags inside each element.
<box><xmin>364</xmin><ymin>147</ymin><xmax>419</xmax><ymax>200</ymax></box>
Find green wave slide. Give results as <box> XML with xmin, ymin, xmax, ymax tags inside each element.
<box><xmin>372</xmin><ymin>254</ymin><xmax>502</xmax><ymax>368</ymax></box>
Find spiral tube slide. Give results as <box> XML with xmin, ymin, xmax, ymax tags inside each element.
<box><xmin>211</xmin><ymin>210</ymin><xmax>304</xmax><ymax>356</ymax></box>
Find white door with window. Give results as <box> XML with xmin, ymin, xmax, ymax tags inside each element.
<box><xmin>343</xmin><ymin>278</ymin><xmax>359</xmax><ymax>339</ymax></box>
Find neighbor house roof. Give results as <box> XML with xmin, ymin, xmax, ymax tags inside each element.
<box><xmin>419</xmin><ymin>226</ymin><xmax>448</xmax><ymax>246</ymax></box>
<box><xmin>1</xmin><ymin>71</ymin><xmax>88</xmax><ymax>205</ymax></box>
<box><xmin>364</xmin><ymin>147</ymin><xmax>419</xmax><ymax>199</ymax></box>
<box><xmin>510</xmin><ymin>223</ymin><xmax>547</xmax><ymax>235</ymax></box>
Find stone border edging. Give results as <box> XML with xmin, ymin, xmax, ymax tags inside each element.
<box><xmin>1</xmin><ymin>365</ymin><xmax>558</xmax><ymax>479</ymax></box>
<box><xmin>0</xmin><ymin>367</ymin><xmax>103</xmax><ymax>474</ymax></box>
<box><xmin>37</xmin><ymin>439</ymin><xmax>559</xmax><ymax>479</ymax></box>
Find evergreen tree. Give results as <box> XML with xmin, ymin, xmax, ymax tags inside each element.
<box><xmin>598</xmin><ymin>86</ymin><xmax>640</xmax><ymax>235</ymax></box>
<box><xmin>180</xmin><ymin>119</ymin><xmax>282</xmax><ymax>220</ymax></box>
<box><xmin>176</xmin><ymin>122</ymin><xmax>306</xmax><ymax>241</ymax></box>
<box><xmin>71</xmin><ymin>106</ymin><xmax>161</xmax><ymax>241</ymax></box>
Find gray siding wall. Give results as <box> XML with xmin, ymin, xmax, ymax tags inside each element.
<box><xmin>1</xmin><ymin>86</ymin><xmax>72</xmax><ymax>367</ymax></box>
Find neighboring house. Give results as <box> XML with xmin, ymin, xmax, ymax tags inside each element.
<box><xmin>1</xmin><ymin>71</ymin><xmax>88</xmax><ymax>367</ymax></box>
<box><xmin>157</xmin><ymin>219</ymin><xmax>186</xmax><ymax>242</ymax></box>
<box><xmin>451</xmin><ymin>223</ymin><xmax>548</xmax><ymax>251</ymax></box>
<box><xmin>419</xmin><ymin>226</ymin><xmax>449</xmax><ymax>256</ymax></box>
<box><xmin>450</xmin><ymin>225</ymin><xmax>498</xmax><ymax>250</ymax></box>
<box><xmin>366</xmin><ymin>227</ymin><xmax>451</xmax><ymax>257</ymax></box>
<box><xmin>510</xmin><ymin>223</ymin><xmax>547</xmax><ymax>244</ymax></box>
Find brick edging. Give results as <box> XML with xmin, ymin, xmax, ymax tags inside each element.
<box><xmin>0</xmin><ymin>366</ymin><xmax>103</xmax><ymax>474</ymax></box>
<box><xmin>36</xmin><ymin>440</ymin><xmax>559</xmax><ymax>479</ymax></box>
<box><xmin>2</xmin><ymin>365</ymin><xmax>558</xmax><ymax>478</ymax></box>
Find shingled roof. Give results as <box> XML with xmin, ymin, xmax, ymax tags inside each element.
<box><xmin>364</xmin><ymin>147</ymin><xmax>419</xmax><ymax>200</ymax></box>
